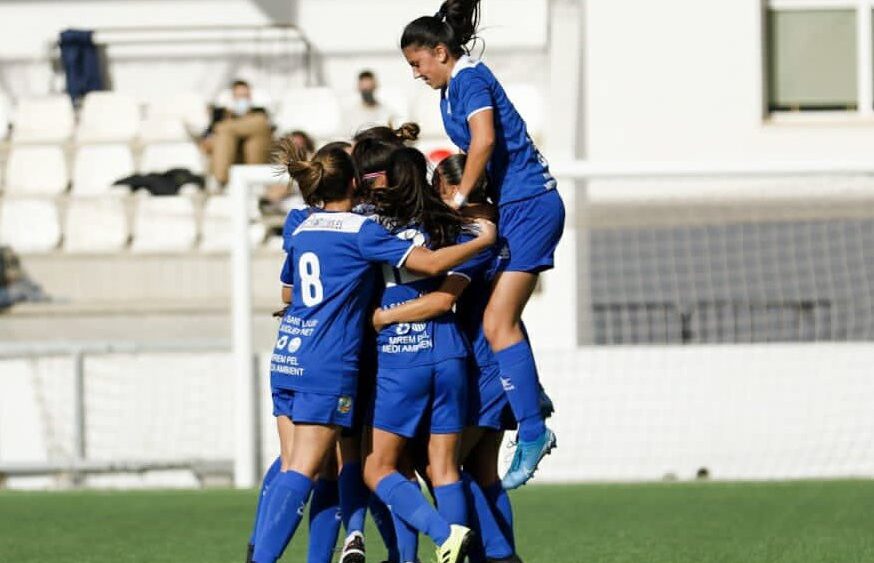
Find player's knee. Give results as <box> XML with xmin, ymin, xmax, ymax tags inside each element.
<box><xmin>363</xmin><ymin>457</ymin><xmax>390</xmax><ymax>490</ymax></box>
<box><xmin>483</xmin><ymin>310</ymin><xmax>519</xmax><ymax>350</ymax></box>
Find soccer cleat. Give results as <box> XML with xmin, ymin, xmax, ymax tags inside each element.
<box><xmin>486</xmin><ymin>555</ymin><xmax>523</xmax><ymax>563</ymax></box>
<box><xmin>245</xmin><ymin>543</ymin><xmax>255</xmax><ymax>563</ymax></box>
<box><xmin>435</xmin><ymin>524</ymin><xmax>473</xmax><ymax>563</ymax></box>
<box><xmin>340</xmin><ymin>531</ymin><xmax>366</xmax><ymax>563</ymax></box>
<box><xmin>501</xmin><ymin>428</ymin><xmax>557</xmax><ymax>490</ymax></box>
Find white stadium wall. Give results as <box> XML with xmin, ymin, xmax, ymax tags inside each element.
<box><xmin>585</xmin><ymin>0</ymin><xmax>874</xmax><ymax>163</ymax></box>
<box><xmin>3</xmin><ymin>343</ymin><xmax>874</xmax><ymax>489</ymax></box>
<box><xmin>0</xmin><ymin>0</ymin><xmax>548</xmax><ymax>106</ymax></box>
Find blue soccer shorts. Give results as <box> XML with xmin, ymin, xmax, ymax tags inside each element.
<box><xmin>272</xmin><ymin>387</ymin><xmax>355</xmax><ymax>428</ymax></box>
<box><xmin>468</xmin><ymin>362</ymin><xmax>517</xmax><ymax>431</ymax></box>
<box><xmin>373</xmin><ymin>358</ymin><xmax>469</xmax><ymax>438</ymax></box>
<box><xmin>498</xmin><ymin>189</ymin><xmax>565</xmax><ymax>274</ymax></box>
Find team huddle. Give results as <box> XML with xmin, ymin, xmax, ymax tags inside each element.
<box><xmin>246</xmin><ymin>2</ymin><xmax>566</xmax><ymax>563</ymax></box>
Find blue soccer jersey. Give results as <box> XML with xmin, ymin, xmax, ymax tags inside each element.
<box><xmin>455</xmin><ymin>239</ymin><xmax>505</xmax><ymax>369</ymax></box>
<box><xmin>375</xmin><ymin>225</ymin><xmax>490</xmax><ymax>368</ymax></box>
<box><xmin>440</xmin><ymin>56</ymin><xmax>557</xmax><ymax>206</ymax></box>
<box><xmin>270</xmin><ymin>210</ymin><xmax>416</xmax><ymax>396</ymax></box>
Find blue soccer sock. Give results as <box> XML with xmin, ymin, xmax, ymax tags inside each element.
<box><xmin>392</xmin><ymin>495</ymin><xmax>420</xmax><ymax>563</ymax></box>
<box><xmin>484</xmin><ymin>481</ymin><xmax>515</xmax><ymax>551</ymax></box>
<box><xmin>250</xmin><ymin>457</ymin><xmax>282</xmax><ymax>545</ymax></box>
<box><xmin>375</xmin><ymin>471</ymin><xmax>451</xmax><ymax>546</ymax></box>
<box><xmin>253</xmin><ymin>470</ymin><xmax>314</xmax><ymax>563</ymax></box>
<box><xmin>339</xmin><ymin>461</ymin><xmax>369</xmax><ymax>536</ymax></box>
<box><xmin>495</xmin><ymin>339</ymin><xmax>547</xmax><ymax>441</ymax></box>
<box><xmin>307</xmin><ymin>478</ymin><xmax>341</xmax><ymax>563</ymax></box>
<box><xmin>368</xmin><ymin>495</ymin><xmax>400</xmax><ymax>562</ymax></box>
<box><xmin>433</xmin><ymin>480</ymin><xmax>467</xmax><ymax>526</ymax></box>
<box><xmin>463</xmin><ymin>474</ymin><xmax>514</xmax><ymax>560</ymax></box>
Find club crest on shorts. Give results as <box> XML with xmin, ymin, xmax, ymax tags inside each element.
<box><xmin>337</xmin><ymin>396</ymin><xmax>353</xmax><ymax>414</ymax></box>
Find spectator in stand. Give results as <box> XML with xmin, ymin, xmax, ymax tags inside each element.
<box><xmin>288</xmin><ymin>130</ymin><xmax>316</xmax><ymax>159</ymax></box>
<box><xmin>344</xmin><ymin>70</ymin><xmax>398</xmax><ymax>132</ymax></box>
<box><xmin>202</xmin><ymin>79</ymin><xmax>273</xmax><ymax>185</ymax></box>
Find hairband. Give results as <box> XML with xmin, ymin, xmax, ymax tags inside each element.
<box><xmin>362</xmin><ymin>171</ymin><xmax>386</xmax><ymax>180</ymax></box>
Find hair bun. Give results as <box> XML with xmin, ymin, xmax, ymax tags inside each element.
<box><xmin>395</xmin><ymin>122</ymin><xmax>421</xmax><ymax>142</ymax></box>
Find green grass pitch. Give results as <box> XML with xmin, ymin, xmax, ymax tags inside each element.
<box><xmin>1</xmin><ymin>480</ymin><xmax>873</xmax><ymax>562</ymax></box>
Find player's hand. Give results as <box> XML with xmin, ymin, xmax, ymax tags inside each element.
<box><xmin>473</xmin><ymin>218</ymin><xmax>497</xmax><ymax>246</ymax></box>
<box><xmin>372</xmin><ymin>308</ymin><xmax>388</xmax><ymax>331</ymax></box>
<box><xmin>272</xmin><ymin>305</ymin><xmax>289</xmax><ymax>318</ymax></box>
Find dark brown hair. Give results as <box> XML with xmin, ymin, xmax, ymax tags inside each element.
<box><xmin>353</xmin><ymin>122</ymin><xmax>421</xmax><ymax>145</ymax></box>
<box><xmin>378</xmin><ymin>147</ymin><xmax>466</xmax><ymax>249</ymax></box>
<box><xmin>401</xmin><ymin>0</ymin><xmax>482</xmax><ymax>58</ymax></box>
<box><xmin>275</xmin><ymin>138</ymin><xmax>357</xmax><ymax>207</ymax></box>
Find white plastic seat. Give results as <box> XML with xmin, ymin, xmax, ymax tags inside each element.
<box><xmin>5</xmin><ymin>146</ymin><xmax>69</xmax><ymax>195</ymax></box>
<box><xmin>377</xmin><ymin>86</ymin><xmax>411</xmax><ymax>125</ymax></box>
<box><xmin>503</xmin><ymin>83</ymin><xmax>545</xmax><ymax>140</ymax></box>
<box><xmin>0</xmin><ymin>94</ymin><xmax>10</xmax><ymax>141</ymax></box>
<box><xmin>0</xmin><ymin>198</ymin><xmax>61</xmax><ymax>253</ymax></box>
<box><xmin>11</xmin><ymin>96</ymin><xmax>74</xmax><ymax>143</ymax></box>
<box><xmin>139</xmin><ymin>117</ymin><xmax>190</xmax><ymax>142</ymax></box>
<box><xmin>143</xmin><ymin>91</ymin><xmax>209</xmax><ymax>138</ymax></box>
<box><xmin>131</xmin><ymin>194</ymin><xmax>197</xmax><ymax>253</ymax></box>
<box><xmin>64</xmin><ymin>197</ymin><xmax>128</xmax><ymax>253</ymax></box>
<box><xmin>415</xmin><ymin>140</ymin><xmax>459</xmax><ymax>166</ymax></box>
<box><xmin>76</xmin><ymin>92</ymin><xmax>141</xmax><ymax>143</ymax></box>
<box><xmin>141</xmin><ymin>142</ymin><xmax>204</xmax><ymax>174</ymax></box>
<box><xmin>275</xmin><ymin>88</ymin><xmax>342</xmax><ymax>139</ymax></box>
<box><xmin>200</xmin><ymin>195</ymin><xmax>265</xmax><ymax>252</ymax></box>
<box><xmin>72</xmin><ymin>145</ymin><xmax>135</xmax><ymax>195</ymax></box>
<box><xmin>410</xmin><ymin>88</ymin><xmax>446</xmax><ymax>139</ymax></box>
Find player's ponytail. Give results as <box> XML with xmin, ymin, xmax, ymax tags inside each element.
<box><xmin>275</xmin><ymin>137</ymin><xmax>356</xmax><ymax>206</ymax></box>
<box><xmin>378</xmin><ymin>147</ymin><xmax>466</xmax><ymax>249</ymax></box>
<box><xmin>353</xmin><ymin>122</ymin><xmax>421</xmax><ymax>145</ymax></box>
<box><xmin>395</xmin><ymin>122</ymin><xmax>421</xmax><ymax>143</ymax></box>
<box><xmin>401</xmin><ymin>0</ymin><xmax>482</xmax><ymax>58</ymax></box>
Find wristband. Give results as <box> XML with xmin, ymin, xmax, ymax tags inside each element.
<box><xmin>453</xmin><ymin>192</ymin><xmax>468</xmax><ymax>208</ymax></box>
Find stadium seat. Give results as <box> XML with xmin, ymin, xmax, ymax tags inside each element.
<box><xmin>130</xmin><ymin>194</ymin><xmax>197</xmax><ymax>253</ymax></box>
<box><xmin>5</xmin><ymin>146</ymin><xmax>69</xmax><ymax>195</ymax></box>
<box><xmin>72</xmin><ymin>145</ymin><xmax>136</xmax><ymax>195</ymax></box>
<box><xmin>377</xmin><ymin>86</ymin><xmax>412</xmax><ymax>125</ymax></box>
<box><xmin>200</xmin><ymin>195</ymin><xmax>267</xmax><ymax>251</ymax></box>
<box><xmin>415</xmin><ymin>139</ymin><xmax>459</xmax><ymax>166</ymax></box>
<box><xmin>76</xmin><ymin>92</ymin><xmax>141</xmax><ymax>143</ymax></box>
<box><xmin>141</xmin><ymin>142</ymin><xmax>204</xmax><ymax>174</ymax></box>
<box><xmin>142</xmin><ymin>92</ymin><xmax>209</xmax><ymax>140</ymax></box>
<box><xmin>409</xmin><ymin>88</ymin><xmax>446</xmax><ymax>139</ymax></box>
<box><xmin>504</xmin><ymin>83</ymin><xmax>545</xmax><ymax>140</ymax></box>
<box><xmin>10</xmin><ymin>95</ymin><xmax>75</xmax><ymax>143</ymax></box>
<box><xmin>0</xmin><ymin>93</ymin><xmax>10</xmax><ymax>140</ymax></box>
<box><xmin>0</xmin><ymin>198</ymin><xmax>61</xmax><ymax>253</ymax></box>
<box><xmin>275</xmin><ymin>88</ymin><xmax>342</xmax><ymax>139</ymax></box>
<box><xmin>64</xmin><ymin>196</ymin><xmax>128</xmax><ymax>253</ymax></box>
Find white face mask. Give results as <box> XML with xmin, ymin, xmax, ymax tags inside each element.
<box><xmin>231</xmin><ymin>98</ymin><xmax>251</xmax><ymax>116</ymax></box>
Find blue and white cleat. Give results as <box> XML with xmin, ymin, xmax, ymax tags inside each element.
<box><xmin>501</xmin><ymin>428</ymin><xmax>557</xmax><ymax>490</ymax></box>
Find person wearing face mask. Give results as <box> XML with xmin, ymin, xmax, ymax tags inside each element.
<box><xmin>343</xmin><ymin>70</ymin><xmax>399</xmax><ymax>134</ymax></box>
<box><xmin>201</xmin><ymin>79</ymin><xmax>273</xmax><ymax>186</ymax></box>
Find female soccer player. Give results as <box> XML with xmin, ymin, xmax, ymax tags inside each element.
<box><xmin>400</xmin><ymin>0</ymin><xmax>564</xmax><ymax>489</ymax></box>
<box><xmin>251</xmin><ymin>140</ymin><xmax>494</xmax><ymax>563</ymax></box>
<box><xmin>362</xmin><ymin>147</ymin><xmax>491</xmax><ymax>563</ymax></box>
<box><xmin>373</xmin><ymin>154</ymin><xmax>520</xmax><ymax>563</ymax></box>
<box><xmin>337</xmin><ymin>132</ymin><xmax>421</xmax><ymax>563</ymax></box>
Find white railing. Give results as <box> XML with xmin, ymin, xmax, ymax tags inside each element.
<box><xmin>225</xmin><ymin>159</ymin><xmax>874</xmax><ymax>487</ymax></box>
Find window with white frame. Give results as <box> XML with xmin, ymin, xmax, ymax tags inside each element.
<box><xmin>767</xmin><ymin>1</ymin><xmax>873</xmax><ymax>114</ymax></box>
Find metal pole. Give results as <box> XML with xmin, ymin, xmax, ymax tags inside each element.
<box><xmin>230</xmin><ymin>165</ymin><xmax>256</xmax><ymax>489</ymax></box>
<box><xmin>72</xmin><ymin>350</ymin><xmax>86</xmax><ymax>485</ymax></box>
